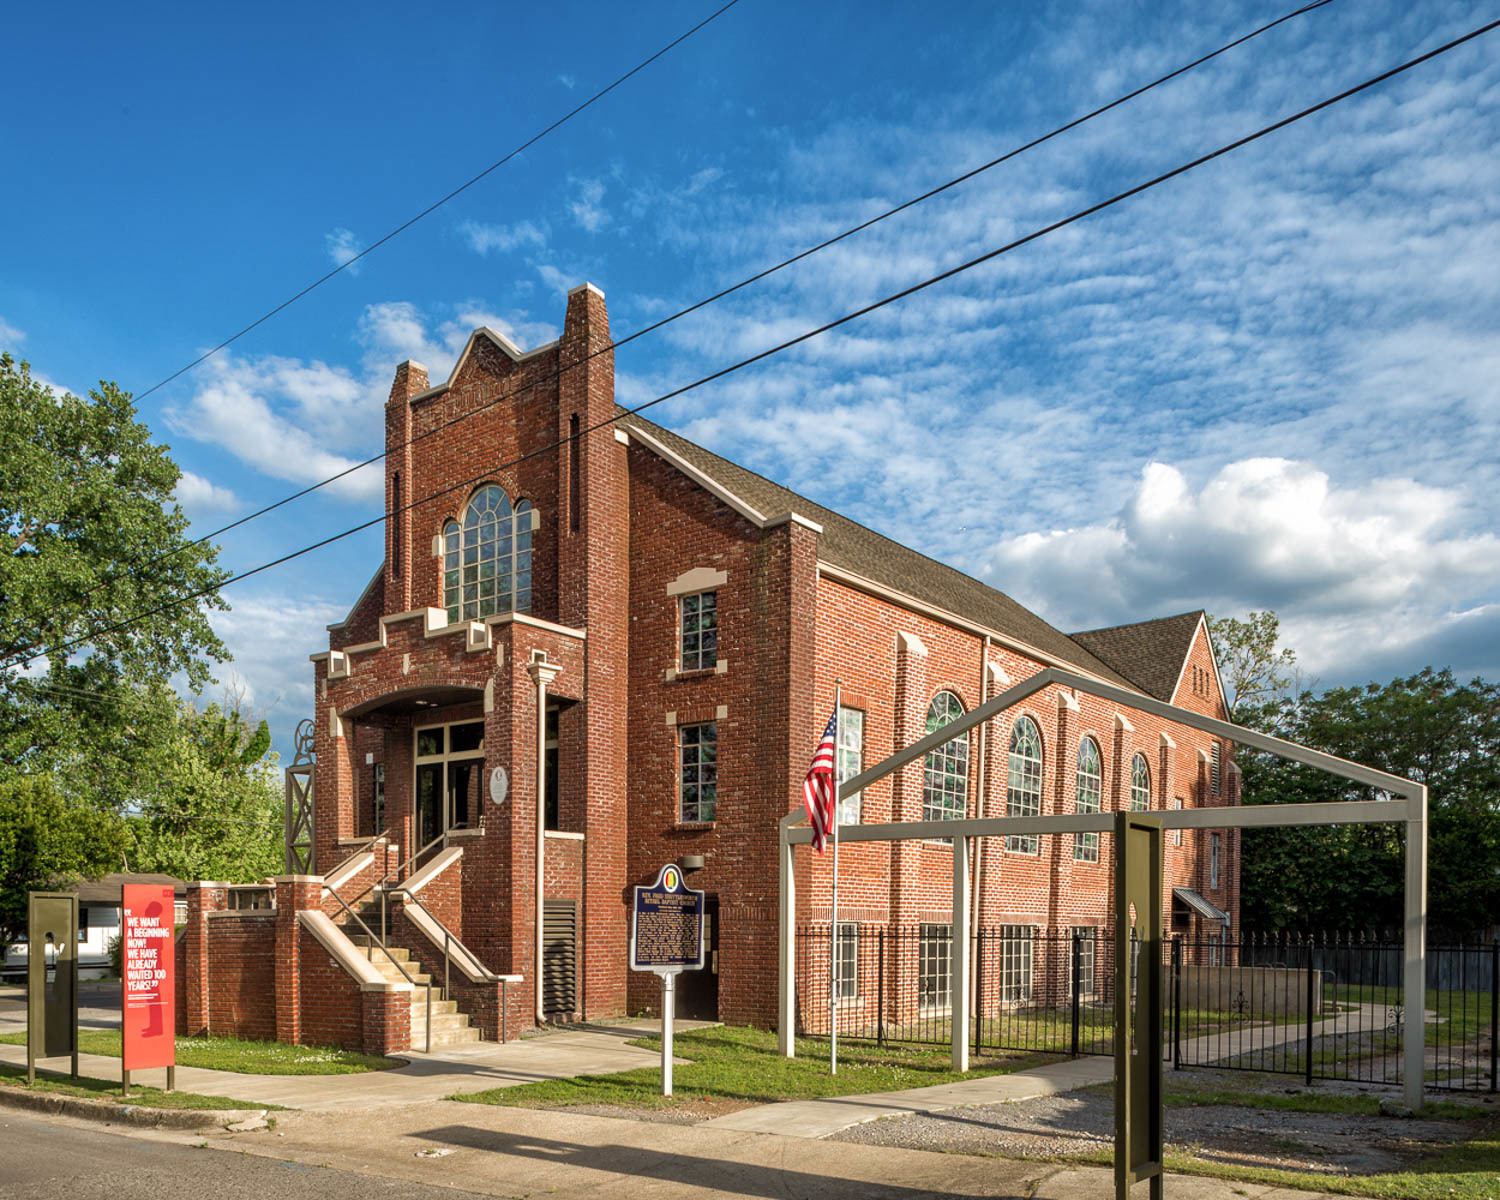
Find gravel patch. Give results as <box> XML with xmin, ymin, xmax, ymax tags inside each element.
<box><xmin>833</xmin><ymin>1080</ymin><xmax>1478</xmax><ymax>1175</ymax></box>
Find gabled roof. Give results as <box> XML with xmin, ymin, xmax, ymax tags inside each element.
<box><xmin>621</xmin><ymin>409</ymin><xmax>1139</xmax><ymax>689</ymax></box>
<box><xmin>1071</xmin><ymin>611</ymin><xmax>1206</xmax><ymax>702</ymax></box>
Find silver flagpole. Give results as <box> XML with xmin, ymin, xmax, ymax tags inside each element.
<box><xmin>830</xmin><ymin>682</ymin><xmax>842</xmax><ymax>1076</ymax></box>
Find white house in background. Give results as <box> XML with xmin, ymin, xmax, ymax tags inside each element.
<box><xmin>1</xmin><ymin>873</ymin><xmax>186</xmax><ymax>981</ymax></box>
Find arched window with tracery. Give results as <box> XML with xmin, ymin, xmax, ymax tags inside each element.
<box><xmin>1006</xmin><ymin>716</ymin><xmax>1044</xmax><ymax>853</ymax></box>
<box><xmin>1074</xmin><ymin>737</ymin><xmax>1102</xmax><ymax>862</ymax></box>
<box><xmin>1130</xmin><ymin>752</ymin><xmax>1151</xmax><ymax>811</ymax></box>
<box><xmin>922</xmin><ymin>691</ymin><xmax>969</xmax><ymax>823</ymax></box>
<box><xmin>443</xmin><ymin>485</ymin><xmax>534</xmax><ymax>623</ymax></box>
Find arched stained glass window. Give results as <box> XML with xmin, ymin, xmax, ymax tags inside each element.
<box><xmin>922</xmin><ymin>691</ymin><xmax>968</xmax><ymax>823</ymax></box>
<box><xmin>1074</xmin><ymin>737</ymin><xmax>1102</xmax><ymax>863</ymax></box>
<box><xmin>443</xmin><ymin>485</ymin><xmax>534</xmax><ymax>623</ymax></box>
<box><xmin>1006</xmin><ymin>716</ymin><xmax>1043</xmax><ymax>853</ymax></box>
<box><xmin>1131</xmin><ymin>752</ymin><xmax>1151</xmax><ymax>811</ymax></box>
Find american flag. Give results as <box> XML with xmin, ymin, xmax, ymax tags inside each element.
<box><xmin>802</xmin><ymin>708</ymin><xmax>839</xmax><ymax>853</ymax></box>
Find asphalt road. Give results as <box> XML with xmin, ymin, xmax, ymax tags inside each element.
<box><xmin>0</xmin><ymin>1111</ymin><xmax>495</xmax><ymax>1200</ymax></box>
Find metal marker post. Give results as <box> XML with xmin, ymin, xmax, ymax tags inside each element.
<box><xmin>661</xmin><ymin>970</ymin><xmax>676</xmax><ymax>1096</ymax></box>
<box><xmin>830</xmin><ymin>683</ymin><xmax>842</xmax><ymax>1076</ymax></box>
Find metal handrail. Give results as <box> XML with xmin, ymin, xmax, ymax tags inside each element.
<box><xmin>388</xmin><ymin>885</ymin><xmax>515</xmax><ymax>1044</ymax></box>
<box><xmin>323</xmin><ymin>884</ymin><xmax>434</xmax><ymax>1053</ymax></box>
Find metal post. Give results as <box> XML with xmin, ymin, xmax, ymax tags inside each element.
<box><xmin>167</xmin><ymin>1066</ymin><xmax>176</xmax><ymax>1093</ymax></box>
<box><xmin>70</xmin><ymin>936</ymin><xmax>78</xmax><ymax>1081</ymax></box>
<box><xmin>1306</xmin><ymin>941</ymin><xmax>1316</xmax><ymax>1087</ymax></box>
<box><xmin>425</xmin><ymin>981</ymin><xmax>432</xmax><ymax>1053</ymax></box>
<box><xmin>122</xmin><ymin>1068</ymin><xmax>130</xmax><ymax>1099</ymax></box>
<box><xmin>661</xmin><ymin>972</ymin><xmax>676</xmax><ymax>1096</ymax></box>
<box><xmin>1072</xmin><ymin>931</ymin><xmax>1082</xmax><ymax>1059</ymax></box>
<box><xmin>972</xmin><ymin>930</ymin><xmax>983</xmax><ymax>1058</ymax></box>
<box><xmin>1170</xmin><ymin>937</ymin><xmax>1181</xmax><ymax>1070</ymax></box>
<box><xmin>1489</xmin><ymin>940</ymin><xmax>1497</xmax><ymax>1094</ymax></box>
<box><xmin>778</xmin><ymin>822</ymin><xmax>797</xmax><ymax>1057</ymax></box>
<box><xmin>951</xmin><ymin>834</ymin><xmax>970</xmax><ymax>1072</ymax></box>
<box><xmin>877</xmin><ymin>927</ymin><xmax>886</xmax><ymax>1046</ymax></box>
<box><xmin>1403</xmin><ymin>786</ymin><xmax>1428</xmax><ymax>1111</ymax></box>
<box><xmin>445</xmin><ymin>930</ymin><xmax>451</xmax><ymax>1001</ymax></box>
<box><xmin>501</xmin><ymin>978</ymin><xmax>509</xmax><ymax>1044</ymax></box>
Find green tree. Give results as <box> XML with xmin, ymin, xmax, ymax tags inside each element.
<box><xmin>1207</xmin><ymin>610</ymin><xmax>1298</xmax><ymax>719</ymax></box>
<box><xmin>1239</xmin><ymin>668</ymin><xmax>1500</xmax><ymax>935</ymax></box>
<box><xmin>0</xmin><ymin>353</ymin><xmax>227</xmax><ymax>701</ymax></box>
<box><xmin>126</xmin><ymin>693</ymin><xmax>283</xmax><ymax>883</ymax></box>
<box><xmin>0</xmin><ymin>775</ymin><xmax>128</xmax><ymax>948</ymax></box>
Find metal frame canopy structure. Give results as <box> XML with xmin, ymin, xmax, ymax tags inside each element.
<box><xmin>777</xmin><ymin>666</ymin><xmax>1429</xmax><ymax>1111</ymax></box>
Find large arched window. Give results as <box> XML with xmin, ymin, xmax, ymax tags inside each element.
<box><xmin>1074</xmin><ymin>737</ymin><xmax>1102</xmax><ymax>863</ymax></box>
<box><xmin>922</xmin><ymin>691</ymin><xmax>968</xmax><ymax>822</ymax></box>
<box><xmin>443</xmin><ymin>485</ymin><xmax>534</xmax><ymax>623</ymax></box>
<box><xmin>1130</xmin><ymin>752</ymin><xmax>1151</xmax><ymax>811</ymax></box>
<box><xmin>1006</xmin><ymin>716</ymin><xmax>1043</xmax><ymax>853</ymax></box>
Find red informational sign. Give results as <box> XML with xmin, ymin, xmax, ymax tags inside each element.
<box><xmin>122</xmin><ymin>883</ymin><xmax>176</xmax><ymax>1072</ymax></box>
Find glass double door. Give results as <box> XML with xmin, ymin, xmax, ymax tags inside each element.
<box><xmin>414</xmin><ymin>720</ymin><xmax>484</xmax><ymax>849</ymax></box>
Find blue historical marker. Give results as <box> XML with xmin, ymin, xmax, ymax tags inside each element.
<box><xmin>630</xmin><ymin>864</ymin><xmax>705</xmax><ymax>1095</ymax></box>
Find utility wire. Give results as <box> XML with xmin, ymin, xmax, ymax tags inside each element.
<box><xmin>7</xmin><ymin>14</ymin><xmax>1496</xmax><ymax>675</ymax></box>
<box><xmin>130</xmin><ymin>0</ymin><xmax>741</xmax><ymax>406</ymax></box>
<box><xmin>21</xmin><ymin>0</ymin><xmax>1333</xmax><ymax>666</ymax></box>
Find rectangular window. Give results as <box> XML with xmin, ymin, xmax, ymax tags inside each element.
<box><xmin>373</xmin><ymin>763</ymin><xmax>386</xmax><ymax>834</ymax></box>
<box><xmin>1170</xmin><ymin>797</ymin><xmax>1183</xmax><ymax>847</ymax></box>
<box><xmin>1210</xmin><ymin>742</ymin><xmax>1222</xmax><ymax>795</ymax></box>
<box><xmin>680</xmin><ymin>591</ymin><xmax>719</xmax><ymax>673</ymax></box>
<box><xmin>835</xmin><ymin>923</ymin><xmax>859</xmax><ymax>1000</ymax></box>
<box><xmin>837</xmin><ymin>706</ymin><xmax>863</xmax><ymax>825</ymax></box>
<box><xmin>1000</xmin><ymin>925</ymin><xmax>1035</xmax><ymax>1004</ymax></box>
<box><xmin>679</xmin><ymin>722</ymin><xmax>718</xmax><ymax>822</ymax></box>
<box><xmin>1206</xmin><ymin>931</ymin><xmax>1224</xmax><ymax>966</ymax></box>
<box><xmin>544</xmin><ymin>704</ymin><xmax>560</xmax><ymax>831</ymax></box>
<box><xmin>1210</xmin><ymin>831</ymin><xmax>1222</xmax><ymax>890</ymax></box>
<box><xmin>918</xmin><ymin>923</ymin><xmax>951</xmax><ymax>1011</ymax></box>
<box><xmin>1071</xmin><ymin>927</ymin><xmax>1096</xmax><ymax>998</ymax></box>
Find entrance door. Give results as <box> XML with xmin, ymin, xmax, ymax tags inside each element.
<box><xmin>413</xmin><ymin>719</ymin><xmax>485</xmax><ymax>853</ymax></box>
<box><xmin>675</xmin><ymin>894</ymin><xmax>719</xmax><ymax>1021</ymax></box>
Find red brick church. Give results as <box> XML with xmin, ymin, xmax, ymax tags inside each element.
<box><xmin>177</xmin><ymin>283</ymin><xmax>1239</xmax><ymax>1054</ymax></box>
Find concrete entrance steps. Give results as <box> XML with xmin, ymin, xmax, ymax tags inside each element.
<box><xmin>353</xmin><ymin>937</ymin><xmax>480</xmax><ymax>1051</ymax></box>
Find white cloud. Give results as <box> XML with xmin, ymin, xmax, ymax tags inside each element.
<box><xmin>987</xmin><ymin>457</ymin><xmax>1500</xmax><ymax>672</ymax></box>
<box><xmin>0</xmin><ymin>315</ymin><xmax>25</xmax><ymax>347</ymax></box>
<box><xmin>458</xmin><ymin>218</ymin><xmax>546</xmax><ymax>256</ymax></box>
<box><xmin>175</xmin><ymin>470</ymin><xmax>239</xmax><ymax>514</ymax></box>
<box><xmin>168</xmin><ymin>299</ymin><xmax>557</xmax><ymax>502</ymax></box>
<box><xmin>208</xmin><ymin>591</ymin><xmax>350</xmax><ymax>748</ymax></box>
<box><xmin>557</xmin><ymin>73</ymin><xmax>576</xmax><ymax>90</ymax></box>
<box><xmin>324</xmin><ymin>227</ymin><xmax>364</xmax><ymax>274</ymax></box>
<box><xmin>569</xmin><ymin>178</ymin><xmax>609</xmax><ymax>233</ymax></box>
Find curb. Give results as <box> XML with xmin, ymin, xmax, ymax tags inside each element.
<box><xmin>0</xmin><ymin>1084</ymin><xmax>267</xmax><ymax>1130</ymax></box>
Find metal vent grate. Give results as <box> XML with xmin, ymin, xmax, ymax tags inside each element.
<box><xmin>542</xmin><ymin>900</ymin><xmax>577</xmax><ymax>1017</ymax></box>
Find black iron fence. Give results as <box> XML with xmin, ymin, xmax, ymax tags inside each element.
<box><xmin>795</xmin><ymin>924</ymin><xmax>1498</xmax><ymax>1093</ymax></box>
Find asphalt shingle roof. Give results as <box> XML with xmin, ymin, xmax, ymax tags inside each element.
<box><xmin>622</xmin><ymin>410</ymin><xmax>1146</xmax><ymax>690</ymax></box>
<box><xmin>1071</xmin><ymin>611</ymin><xmax>1205</xmax><ymax>701</ymax></box>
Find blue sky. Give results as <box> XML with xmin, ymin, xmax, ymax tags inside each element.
<box><xmin>3</xmin><ymin>1</ymin><xmax>1497</xmax><ymax>754</ymax></box>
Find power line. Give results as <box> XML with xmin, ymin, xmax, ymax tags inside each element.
<box><xmin>17</xmin><ymin>0</ymin><xmax>1333</xmax><ymax>666</ymax></box>
<box><xmin>129</xmin><ymin>0</ymin><xmax>741</xmax><ymax>407</ymax></box>
<box><xmin>7</xmin><ymin>14</ymin><xmax>1496</xmax><ymax>676</ymax></box>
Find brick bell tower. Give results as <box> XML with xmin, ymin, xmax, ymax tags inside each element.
<box><xmin>555</xmin><ymin>283</ymin><xmax>630</xmax><ymax>1016</ymax></box>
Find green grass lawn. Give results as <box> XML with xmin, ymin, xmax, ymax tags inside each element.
<box><xmin>0</xmin><ymin>1030</ymin><xmax>397</xmax><ymax>1075</ymax></box>
<box><xmin>0</xmin><ymin>1061</ymin><xmax>276</xmax><ymax>1111</ymax></box>
<box><xmin>454</xmin><ymin>1023</ymin><xmax>1052</xmax><ymax>1109</ymax></box>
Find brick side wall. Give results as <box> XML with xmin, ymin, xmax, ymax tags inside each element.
<box><xmin>296</xmin><ymin>925</ymin><xmax>368</xmax><ymax>1051</ymax></box>
<box><xmin>204</xmin><ymin>913</ymin><xmax>277</xmax><ymax>1040</ymax></box>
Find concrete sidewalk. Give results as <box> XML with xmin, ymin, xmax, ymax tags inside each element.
<box><xmin>0</xmin><ymin>1021</ymin><xmax>692</xmax><ymax>1111</ymax></box>
<box><xmin>193</xmin><ymin>1094</ymin><xmax>1339</xmax><ymax>1200</ymax></box>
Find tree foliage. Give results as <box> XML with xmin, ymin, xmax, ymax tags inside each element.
<box><xmin>1207</xmin><ymin>609</ymin><xmax>1298</xmax><ymax>718</ymax></box>
<box><xmin>0</xmin><ymin>354</ymin><xmax>227</xmax><ymax>691</ymax></box>
<box><xmin>0</xmin><ymin>358</ymin><xmax>279</xmax><ymax>919</ymax></box>
<box><xmin>1238</xmin><ymin>668</ymin><xmax>1500</xmax><ymax>936</ymax></box>
<box><xmin>0</xmin><ymin>775</ymin><xmax>128</xmax><ymax>947</ymax></box>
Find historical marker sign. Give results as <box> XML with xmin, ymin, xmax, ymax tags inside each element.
<box><xmin>629</xmin><ymin>864</ymin><xmax>705</xmax><ymax>1097</ymax></box>
<box><xmin>122</xmin><ymin>883</ymin><xmax>176</xmax><ymax>1077</ymax></box>
<box><xmin>630</xmin><ymin>863</ymin><xmax>705</xmax><ymax>973</ymax></box>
